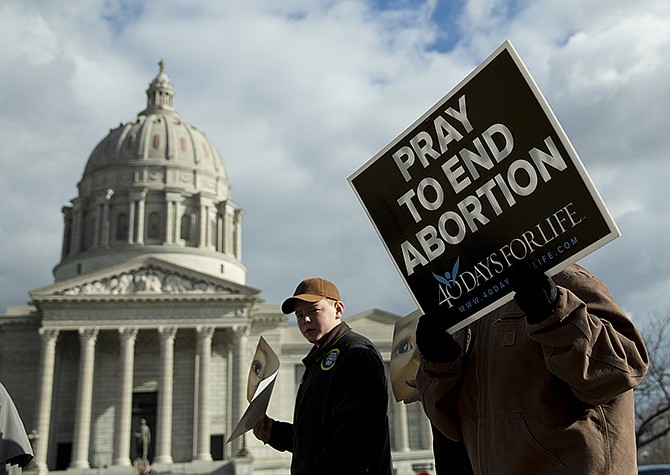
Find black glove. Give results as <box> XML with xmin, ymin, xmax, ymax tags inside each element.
<box><xmin>415</xmin><ymin>310</ymin><xmax>461</xmax><ymax>363</ymax></box>
<box><xmin>509</xmin><ymin>264</ymin><xmax>558</xmax><ymax>324</ymax></box>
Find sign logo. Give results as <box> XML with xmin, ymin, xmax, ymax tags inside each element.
<box><xmin>433</xmin><ymin>256</ymin><xmax>460</xmax><ymax>288</ymax></box>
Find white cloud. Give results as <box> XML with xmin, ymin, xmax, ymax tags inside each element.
<box><xmin>1</xmin><ymin>0</ymin><xmax>669</xmax><ymax>330</ymax></box>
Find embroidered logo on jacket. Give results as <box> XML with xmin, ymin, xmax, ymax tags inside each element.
<box><xmin>321</xmin><ymin>349</ymin><xmax>340</xmax><ymax>371</ymax></box>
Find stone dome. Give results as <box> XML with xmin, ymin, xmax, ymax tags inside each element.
<box><xmin>82</xmin><ymin>60</ymin><xmax>229</xmax><ymax>199</ymax></box>
<box><xmin>54</xmin><ymin>61</ymin><xmax>246</xmax><ymax>284</ymax></box>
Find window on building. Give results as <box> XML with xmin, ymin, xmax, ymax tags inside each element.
<box><xmin>116</xmin><ymin>213</ymin><xmax>129</xmax><ymax>240</ymax></box>
<box><xmin>147</xmin><ymin>212</ymin><xmax>160</xmax><ymax>239</ymax></box>
<box><xmin>211</xmin><ymin>435</ymin><xmax>224</xmax><ymax>460</ymax></box>
<box><xmin>56</xmin><ymin>442</ymin><xmax>72</xmax><ymax>470</ymax></box>
<box><xmin>82</xmin><ymin>210</ymin><xmax>94</xmax><ymax>250</ymax></box>
<box><xmin>132</xmin><ymin>392</ymin><xmax>157</xmax><ymax>462</ymax></box>
<box><xmin>181</xmin><ymin>213</ymin><xmax>191</xmax><ymax>241</ymax></box>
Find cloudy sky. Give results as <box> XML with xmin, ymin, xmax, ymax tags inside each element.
<box><xmin>1</xmin><ymin>0</ymin><xmax>668</xmax><ymax>329</ymax></box>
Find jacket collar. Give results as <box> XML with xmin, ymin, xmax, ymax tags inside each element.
<box><xmin>305</xmin><ymin>321</ymin><xmax>351</xmax><ymax>363</ymax></box>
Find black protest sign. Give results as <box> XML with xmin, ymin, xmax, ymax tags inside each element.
<box><xmin>348</xmin><ymin>41</ymin><xmax>619</xmax><ymax>332</ymax></box>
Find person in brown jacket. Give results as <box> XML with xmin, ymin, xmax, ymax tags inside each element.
<box><xmin>415</xmin><ymin>263</ymin><xmax>648</xmax><ymax>474</ymax></box>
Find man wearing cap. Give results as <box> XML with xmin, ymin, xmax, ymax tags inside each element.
<box><xmin>253</xmin><ymin>277</ymin><xmax>393</xmax><ymax>474</ymax></box>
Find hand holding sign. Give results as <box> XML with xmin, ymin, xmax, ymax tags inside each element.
<box><xmin>509</xmin><ymin>263</ymin><xmax>559</xmax><ymax>323</ymax></box>
<box><xmin>415</xmin><ymin>311</ymin><xmax>462</xmax><ymax>364</ymax></box>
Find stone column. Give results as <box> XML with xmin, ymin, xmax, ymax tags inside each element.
<box><xmin>92</xmin><ymin>203</ymin><xmax>102</xmax><ymax>248</ymax></box>
<box><xmin>234</xmin><ymin>209</ymin><xmax>244</xmax><ymax>259</ymax></box>
<box><xmin>198</xmin><ymin>202</ymin><xmax>208</xmax><ymax>248</ymax></box>
<box><xmin>155</xmin><ymin>326</ymin><xmax>177</xmax><ymax>464</ymax></box>
<box><xmin>231</xmin><ymin>325</ymin><xmax>249</xmax><ymax>455</ymax></box>
<box><xmin>224</xmin><ymin>338</ymin><xmax>234</xmax><ymax>460</ymax></box>
<box><xmin>222</xmin><ymin>202</ymin><xmax>234</xmax><ymax>255</ymax></box>
<box><xmin>69</xmin><ymin>328</ymin><xmax>99</xmax><ymax>469</ymax></box>
<box><xmin>393</xmin><ymin>401</ymin><xmax>411</xmax><ymax>452</ymax></box>
<box><xmin>61</xmin><ymin>208</ymin><xmax>72</xmax><ymax>259</ymax></box>
<box><xmin>174</xmin><ymin>199</ymin><xmax>183</xmax><ymax>244</ymax></box>
<box><xmin>113</xmin><ymin>327</ymin><xmax>138</xmax><ymax>466</ymax></box>
<box><xmin>216</xmin><ymin>214</ymin><xmax>223</xmax><ymax>252</ymax></box>
<box><xmin>71</xmin><ymin>202</ymin><xmax>83</xmax><ymax>254</ymax></box>
<box><xmin>128</xmin><ymin>200</ymin><xmax>136</xmax><ymax>244</ymax></box>
<box><xmin>165</xmin><ymin>192</ymin><xmax>181</xmax><ymax>244</ymax></box>
<box><xmin>165</xmin><ymin>199</ymin><xmax>174</xmax><ymax>244</ymax></box>
<box><xmin>101</xmin><ymin>189</ymin><xmax>114</xmax><ymax>247</ymax></box>
<box><xmin>34</xmin><ymin>328</ymin><xmax>59</xmax><ymax>475</ymax></box>
<box><xmin>194</xmin><ymin>326</ymin><xmax>214</xmax><ymax>461</ymax></box>
<box><xmin>135</xmin><ymin>188</ymin><xmax>147</xmax><ymax>245</ymax></box>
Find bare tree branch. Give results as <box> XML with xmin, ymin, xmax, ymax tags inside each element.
<box><xmin>636</xmin><ymin>312</ymin><xmax>670</xmax><ymax>453</ymax></box>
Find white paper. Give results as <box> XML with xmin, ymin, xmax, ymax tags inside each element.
<box><xmin>227</xmin><ymin>337</ymin><xmax>280</xmax><ymax>442</ymax></box>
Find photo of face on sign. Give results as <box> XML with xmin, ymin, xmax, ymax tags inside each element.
<box><xmin>390</xmin><ymin>310</ymin><xmax>422</xmax><ymax>402</ymax></box>
<box><xmin>247</xmin><ymin>337</ymin><xmax>280</xmax><ymax>402</ymax></box>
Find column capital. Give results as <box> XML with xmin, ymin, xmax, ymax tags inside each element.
<box><xmin>78</xmin><ymin>327</ymin><xmax>99</xmax><ymax>343</ymax></box>
<box><xmin>118</xmin><ymin>327</ymin><xmax>138</xmax><ymax>342</ymax></box>
<box><xmin>38</xmin><ymin>328</ymin><xmax>60</xmax><ymax>342</ymax></box>
<box><xmin>232</xmin><ymin>324</ymin><xmax>250</xmax><ymax>339</ymax></box>
<box><xmin>165</xmin><ymin>191</ymin><xmax>183</xmax><ymax>202</ymax></box>
<box><xmin>158</xmin><ymin>326</ymin><xmax>178</xmax><ymax>341</ymax></box>
<box><xmin>196</xmin><ymin>325</ymin><xmax>215</xmax><ymax>340</ymax></box>
<box><xmin>129</xmin><ymin>187</ymin><xmax>149</xmax><ymax>200</ymax></box>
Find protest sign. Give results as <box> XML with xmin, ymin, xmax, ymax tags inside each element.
<box><xmin>349</xmin><ymin>41</ymin><xmax>619</xmax><ymax>332</ymax></box>
<box><xmin>228</xmin><ymin>337</ymin><xmax>280</xmax><ymax>442</ymax></box>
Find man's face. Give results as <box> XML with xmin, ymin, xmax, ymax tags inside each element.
<box><xmin>295</xmin><ymin>298</ymin><xmax>343</xmax><ymax>345</ymax></box>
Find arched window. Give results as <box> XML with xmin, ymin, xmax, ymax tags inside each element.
<box><xmin>116</xmin><ymin>213</ymin><xmax>129</xmax><ymax>240</ymax></box>
<box><xmin>147</xmin><ymin>212</ymin><xmax>161</xmax><ymax>240</ymax></box>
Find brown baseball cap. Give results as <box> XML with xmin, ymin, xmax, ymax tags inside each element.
<box><xmin>281</xmin><ymin>277</ymin><xmax>341</xmax><ymax>314</ymax></box>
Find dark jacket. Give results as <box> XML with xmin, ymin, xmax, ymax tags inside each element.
<box><xmin>268</xmin><ymin>322</ymin><xmax>393</xmax><ymax>474</ymax></box>
<box><xmin>419</xmin><ymin>264</ymin><xmax>648</xmax><ymax>474</ymax></box>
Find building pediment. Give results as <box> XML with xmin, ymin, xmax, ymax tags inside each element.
<box><xmin>58</xmin><ymin>267</ymin><xmax>230</xmax><ymax>296</ymax></box>
<box><xmin>28</xmin><ymin>257</ymin><xmax>262</xmax><ymax>329</ymax></box>
<box><xmin>345</xmin><ymin>309</ymin><xmax>409</xmax><ymax>355</ymax></box>
<box><xmin>346</xmin><ymin>308</ymin><xmax>404</xmax><ymax>326</ymax></box>
<box><xmin>31</xmin><ymin>256</ymin><xmax>259</xmax><ymax>302</ymax></box>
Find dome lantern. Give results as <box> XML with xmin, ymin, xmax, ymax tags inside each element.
<box><xmin>141</xmin><ymin>59</ymin><xmax>176</xmax><ymax>114</ymax></box>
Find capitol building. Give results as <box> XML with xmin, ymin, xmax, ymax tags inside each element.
<box><xmin>0</xmin><ymin>63</ymin><xmax>434</xmax><ymax>475</ymax></box>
